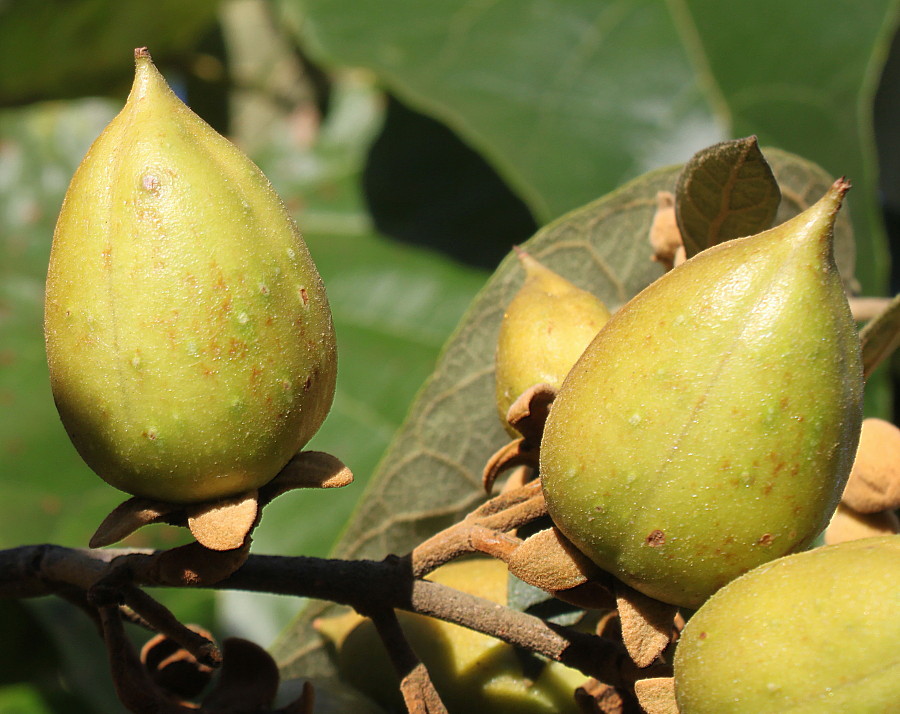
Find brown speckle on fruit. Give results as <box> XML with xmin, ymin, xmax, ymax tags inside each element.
<box><xmin>141</xmin><ymin>173</ymin><xmax>160</xmax><ymax>192</ymax></box>
<box><xmin>646</xmin><ymin>530</ymin><xmax>665</xmax><ymax>547</ymax></box>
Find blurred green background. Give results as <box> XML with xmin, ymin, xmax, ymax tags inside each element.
<box><xmin>2</xmin><ymin>0</ymin><xmax>899</xmax><ymax>710</ymax></box>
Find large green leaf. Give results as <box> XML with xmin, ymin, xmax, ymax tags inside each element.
<box><xmin>280</xmin><ymin>0</ymin><xmax>898</xmax><ymax>292</ymax></box>
<box><xmin>272</xmin><ymin>148</ymin><xmax>851</xmax><ymax>678</ymax></box>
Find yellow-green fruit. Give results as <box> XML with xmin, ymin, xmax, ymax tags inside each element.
<box><xmin>326</xmin><ymin>558</ymin><xmax>585</xmax><ymax>713</ymax></box>
<box><xmin>495</xmin><ymin>249</ymin><xmax>610</xmax><ymax>432</ymax></box>
<box><xmin>540</xmin><ymin>181</ymin><xmax>863</xmax><ymax>608</ymax></box>
<box><xmin>44</xmin><ymin>50</ymin><xmax>336</xmax><ymax>504</ymax></box>
<box><xmin>674</xmin><ymin>536</ymin><xmax>900</xmax><ymax>712</ymax></box>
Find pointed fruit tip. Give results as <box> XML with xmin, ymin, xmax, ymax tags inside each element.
<box><xmin>513</xmin><ymin>245</ymin><xmax>542</xmax><ymax>274</ymax></box>
<box><xmin>811</xmin><ymin>177</ymin><xmax>851</xmax><ymax>227</ymax></box>
<box><xmin>825</xmin><ymin>177</ymin><xmax>851</xmax><ymax>209</ymax></box>
<box><xmin>833</xmin><ymin>176</ymin><xmax>851</xmax><ymax>199</ymax></box>
<box><xmin>129</xmin><ymin>46</ymin><xmax>171</xmax><ymax>103</ymax></box>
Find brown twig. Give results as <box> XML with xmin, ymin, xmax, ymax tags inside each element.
<box><xmin>370</xmin><ymin>609</ymin><xmax>448</xmax><ymax>714</ymax></box>
<box><xmin>120</xmin><ymin>583</ymin><xmax>222</xmax><ymax>668</ymax></box>
<box><xmin>86</xmin><ymin>554</ymin><xmax>223</xmax><ymax>668</ymax></box>
<box><xmin>0</xmin><ymin>544</ymin><xmax>665</xmax><ymax>686</ymax></box>
<box><xmin>410</xmin><ymin>479</ymin><xmax>546</xmax><ymax>576</ymax></box>
<box><xmin>850</xmin><ymin>296</ymin><xmax>892</xmax><ymax>322</ymax></box>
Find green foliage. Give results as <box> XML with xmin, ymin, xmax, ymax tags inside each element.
<box><xmin>0</xmin><ymin>1</ymin><xmax>898</xmax><ymax>709</ymax></box>
<box><xmin>675</xmin><ymin>136</ymin><xmax>780</xmax><ymax>257</ymax></box>
<box><xmin>280</xmin><ymin>0</ymin><xmax>899</xmax><ymax>290</ymax></box>
<box><xmin>0</xmin><ymin>0</ymin><xmax>221</xmax><ymax>105</ymax></box>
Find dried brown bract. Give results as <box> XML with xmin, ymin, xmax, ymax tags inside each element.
<box><xmin>101</xmin><ymin>605</ymin><xmax>315</xmax><ymax>714</ymax></box>
<box><xmin>842</xmin><ymin>417</ymin><xmax>900</xmax><ymax>513</ymax></box>
<box><xmin>633</xmin><ymin>677</ymin><xmax>678</xmax><ymax>714</ymax></box>
<box><xmin>506</xmin><ymin>526</ymin><xmax>603</xmax><ymax>593</ymax></box>
<box><xmin>649</xmin><ymin>192</ymin><xmax>685</xmax><ymax>270</ymax></box>
<box><xmin>141</xmin><ymin>625</ymin><xmax>216</xmax><ymax>701</ymax></box>
<box><xmin>483</xmin><ymin>383</ymin><xmax>556</xmax><ymax>492</ymax></box>
<box><xmin>90</xmin><ymin>450</ymin><xmax>352</xmax><ymax>549</ymax></box>
<box><xmin>614</xmin><ymin>582</ymin><xmax>678</xmax><ymax>668</ymax></box>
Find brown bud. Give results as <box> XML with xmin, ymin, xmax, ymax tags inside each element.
<box><xmin>649</xmin><ymin>192</ymin><xmax>684</xmax><ymax>270</ymax></box>
<box><xmin>842</xmin><ymin>417</ymin><xmax>900</xmax><ymax>513</ymax></box>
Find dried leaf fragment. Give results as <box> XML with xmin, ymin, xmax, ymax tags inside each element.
<box><xmin>615</xmin><ymin>582</ymin><xmax>677</xmax><ymax>668</ymax></box>
<box><xmin>634</xmin><ymin>677</ymin><xmax>678</xmax><ymax>714</ymax></box>
<box><xmin>187</xmin><ymin>491</ymin><xmax>259</xmax><ymax>551</ymax></box>
<box><xmin>824</xmin><ymin>502</ymin><xmax>900</xmax><ymax>545</ymax></box>
<box><xmin>842</xmin><ymin>418</ymin><xmax>900</xmax><ymax>513</ymax></box>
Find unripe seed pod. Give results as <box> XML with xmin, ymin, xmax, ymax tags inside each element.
<box><xmin>495</xmin><ymin>249</ymin><xmax>610</xmax><ymax>433</ymax></box>
<box><xmin>540</xmin><ymin>180</ymin><xmax>863</xmax><ymax>608</ymax></box>
<box><xmin>674</xmin><ymin>536</ymin><xmax>900</xmax><ymax>713</ymax></box>
<box><xmin>44</xmin><ymin>49</ymin><xmax>337</xmax><ymax>504</ymax></box>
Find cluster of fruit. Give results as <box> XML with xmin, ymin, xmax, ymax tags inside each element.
<box><xmin>492</xmin><ymin>180</ymin><xmax>898</xmax><ymax>710</ymax></box>
<box><xmin>43</xmin><ymin>49</ymin><xmax>898</xmax><ymax>712</ymax></box>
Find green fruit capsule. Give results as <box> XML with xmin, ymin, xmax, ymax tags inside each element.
<box><xmin>495</xmin><ymin>249</ymin><xmax>610</xmax><ymax>433</ymax></box>
<box><xmin>44</xmin><ymin>49</ymin><xmax>337</xmax><ymax>504</ymax></box>
<box><xmin>674</xmin><ymin>536</ymin><xmax>900</xmax><ymax>713</ymax></box>
<box><xmin>540</xmin><ymin>180</ymin><xmax>863</xmax><ymax>608</ymax></box>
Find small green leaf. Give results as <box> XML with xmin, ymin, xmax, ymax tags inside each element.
<box><xmin>859</xmin><ymin>293</ymin><xmax>900</xmax><ymax>379</ymax></box>
<box><xmin>675</xmin><ymin>136</ymin><xmax>781</xmax><ymax>258</ymax></box>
